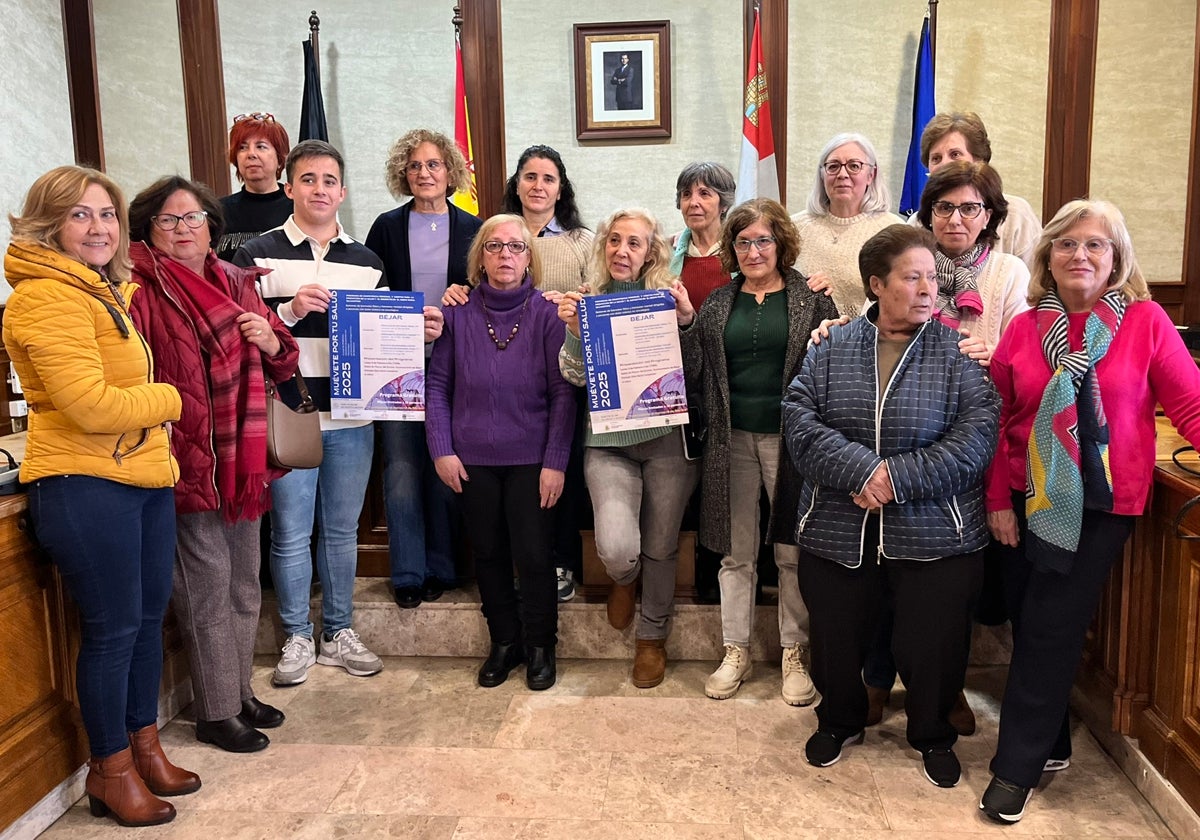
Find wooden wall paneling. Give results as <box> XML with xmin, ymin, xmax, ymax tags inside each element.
<box><xmin>742</xmin><ymin>0</ymin><xmax>788</xmax><ymax>204</ymax></box>
<box><xmin>1182</xmin><ymin>6</ymin><xmax>1200</xmax><ymax>324</ymax></box>
<box><xmin>1042</xmin><ymin>0</ymin><xmax>1098</xmax><ymax>220</ymax></box>
<box><xmin>176</xmin><ymin>0</ymin><xmax>230</xmax><ymax>195</ymax></box>
<box><xmin>458</xmin><ymin>0</ymin><xmax>505</xmax><ymax>218</ymax></box>
<box><xmin>60</xmin><ymin>0</ymin><xmax>104</xmax><ymax>169</ymax></box>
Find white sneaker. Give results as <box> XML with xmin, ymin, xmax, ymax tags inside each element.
<box><xmin>272</xmin><ymin>634</ymin><xmax>316</xmax><ymax>686</ymax></box>
<box><xmin>317</xmin><ymin>628</ymin><xmax>383</xmax><ymax>677</ymax></box>
<box><xmin>781</xmin><ymin>643</ymin><xmax>817</xmax><ymax>706</ymax></box>
<box><xmin>556</xmin><ymin>567</ymin><xmax>576</xmax><ymax>602</ymax></box>
<box><xmin>705</xmin><ymin>644</ymin><xmax>751</xmax><ymax>699</ymax></box>
<box><xmin>1043</xmin><ymin>757</ymin><xmax>1071</xmax><ymax>772</ymax></box>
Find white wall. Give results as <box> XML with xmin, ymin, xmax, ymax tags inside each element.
<box><xmin>502</xmin><ymin>1</ymin><xmax>744</xmax><ymax>236</ymax></box>
<box><xmin>1</xmin><ymin>1</ymin><xmax>77</xmax><ymax>303</ymax></box>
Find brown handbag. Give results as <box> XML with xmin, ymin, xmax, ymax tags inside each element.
<box><xmin>266</xmin><ymin>372</ymin><xmax>323</xmax><ymax>470</ymax></box>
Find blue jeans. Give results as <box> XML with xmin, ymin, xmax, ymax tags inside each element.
<box><xmin>380</xmin><ymin>420</ymin><xmax>457</xmax><ymax>588</ymax></box>
<box><xmin>269</xmin><ymin>424</ymin><xmax>374</xmax><ymax>638</ymax></box>
<box><xmin>30</xmin><ymin>476</ymin><xmax>176</xmax><ymax>757</ymax></box>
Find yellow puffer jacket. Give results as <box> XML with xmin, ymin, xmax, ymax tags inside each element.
<box><xmin>3</xmin><ymin>242</ymin><xmax>181</xmax><ymax>488</ymax></box>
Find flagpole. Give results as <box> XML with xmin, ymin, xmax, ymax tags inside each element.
<box><xmin>309</xmin><ymin>10</ymin><xmax>321</xmax><ymax>77</ymax></box>
<box><xmin>928</xmin><ymin>0</ymin><xmax>938</xmax><ymax>77</ymax></box>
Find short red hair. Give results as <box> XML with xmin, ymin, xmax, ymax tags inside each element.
<box><xmin>227</xmin><ymin>117</ymin><xmax>291</xmax><ymax>181</ymax></box>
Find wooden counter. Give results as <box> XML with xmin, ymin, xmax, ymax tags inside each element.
<box><xmin>1077</xmin><ymin>418</ymin><xmax>1200</xmax><ymax>814</ymax></box>
<box><xmin>0</xmin><ymin>492</ymin><xmax>88</xmax><ymax>830</ymax></box>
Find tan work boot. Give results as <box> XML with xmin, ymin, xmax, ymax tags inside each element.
<box><xmin>781</xmin><ymin>643</ymin><xmax>817</xmax><ymax>706</ymax></box>
<box><xmin>631</xmin><ymin>637</ymin><xmax>667</xmax><ymax>688</ymax></box>
<box><xmin>950</xmin><ymin>690</ymin><xmax>976</xmax><ymax>736</ymax></box>
<box><xmin>705</xmin><ymin>643</ymin><xmax>751</xmax><ymax>699</ymax></box>
<box><xmin>866</xmin><ymin>685</ymin><xmax>891</xmax><ymax>726</ymax></box>
<box><xmin>606</xmin><ymin>579</ymin><xmax>638</xmax><ymax>630</ymax></box>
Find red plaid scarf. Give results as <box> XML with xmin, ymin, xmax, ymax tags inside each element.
<box><xmin>155</xmin><ymin>252</ymin><xmax>272</xmax><ymax>521</ymax></box>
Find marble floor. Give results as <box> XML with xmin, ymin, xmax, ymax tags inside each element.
<box><xmin>39</xmin><ymin>658</ymin><xmax>1174</xmax><ymax>839</ymax></box>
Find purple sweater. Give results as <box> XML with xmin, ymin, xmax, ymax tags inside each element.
<box><xmin>426</xmin><ymin>278</ymin><xmax>576</xmax><ymax>470</ymax></box>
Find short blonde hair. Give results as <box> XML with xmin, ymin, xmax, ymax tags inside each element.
<box><xmin>589</xmin><ymin>208</ymin><xmax>673</xmax><ymax>295</ymax></box>
<box><xmin>9</xmin><ymin>165</ymin><xmax>131</xmax><ymax>282</ymax></box>
<box><xmin>1028</xmin><ymin>199</ymin><xmax>1150</xmax><ymax>306</ymax></box>
<box><xmin>466</xmin><ymin>214</ymin><xmax>543</xmax><ymax>287</ymax></box>
<box><xmin>384</xmin><ymin>128</ymin><xmax>470</xmax><ymax>200</ymax></box>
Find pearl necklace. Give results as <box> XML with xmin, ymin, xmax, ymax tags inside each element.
<box><xmin>478</xmin><ymin>284</ymin><xmax>532</xmax><ymax>350</ymax></box>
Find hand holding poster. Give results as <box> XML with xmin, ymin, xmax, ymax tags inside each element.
<box><xmin>329</xmin><ymin>290</ymin><xmax>426</xmax><ymax>420</ymax></box>
<box><xmin>578</xmin><ymin>289</ymin><xmax>689</xmax><ymax>433</ymax></box>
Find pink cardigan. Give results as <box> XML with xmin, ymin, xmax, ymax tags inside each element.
<box><xmin>986</xmin><ymin>301</ymin><xmax>1200</xmax><ymax>516</ymax></box>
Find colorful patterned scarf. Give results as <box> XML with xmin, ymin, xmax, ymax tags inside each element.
<box><xmin>1025</xmin><ymin>288</ymin><xmax>1126</xmax><ymax>573</ymax></box>
<box><xmin>934</xmin><ymin>243</ymin><xmax>987</xmax><ymax>329</ymax></box>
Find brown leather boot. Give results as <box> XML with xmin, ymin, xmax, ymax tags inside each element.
<box><xmin>606</xmin><ymin>579</ymin><xmax>638</xmax><ymax>630</ymax></box>
<box><xmin>129</xmin><ymin>723</ymin><xmax>201</xmax><ymax>796</ymax></box>
<box><xmin>631</xmin><ymin>638</ymin><xmax>667</xmax><ymax>688</ymax></box>
<box><xmin>949</xmin><ymin>690</ymin><xmax>977</xmax><ymax>736</ymax></box>
<box><xmin>866</xmin><ymin>685</ymin><xmax>890</xmax><ymax>726</ymax></box>
<box><xmin>86</xmin><ymin>747</ymin><xmax>176</xmax><ymax>827</ymax></box>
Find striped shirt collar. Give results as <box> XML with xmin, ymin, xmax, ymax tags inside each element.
<box><xmin>283</xmin><ymin>215</ymin><xmax>354</xmax><ymax>249</ymax></box>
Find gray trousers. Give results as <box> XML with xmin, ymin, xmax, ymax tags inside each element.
<box><xmin>719</xmin><ymin>430</ymin><xmax>808</xmax><ymax>648</ymax></box>
<box><xmin>585</xmin><ymin>431</ymin><xmax>699</xmax><ymax>640</ymax></box>
<box><xmin>173</xmin><ymin>510</ymin><xmax>261</xmax><ymax>721</ymax></box>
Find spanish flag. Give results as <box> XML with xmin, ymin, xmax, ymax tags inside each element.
<box><xmin>451</xmin><ymin>39</ymin><xmax>479</xmax><ymax>216</ymax></box>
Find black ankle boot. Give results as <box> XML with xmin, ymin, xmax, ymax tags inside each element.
<box><xmin>478</xmin><ymin>640</ymin><xmax>525</xmax><ymax>688</ymax></box>
<box><xmin>195</xmin><ymin>715</ymin><xmax>269</xmax><ymax>753</ymax></box>
<box><xmin>526</xmin><ymin>645</ymin><xmax>556</xmax><ymax>691</ymax></box>
<box><xmin>239</xmin><ymin>696</ymin><xmax>285</xmax><ymax>729</ymax></box>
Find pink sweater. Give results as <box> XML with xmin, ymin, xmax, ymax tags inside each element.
<box><xmin>987</xmin><ymin>301</ymin><xmax>1200</xmax><ymax>516</ymax></box>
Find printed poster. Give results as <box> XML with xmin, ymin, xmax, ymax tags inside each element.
<box><xmin>328</xmin><ymin>289</ymin><xmax>425</xmax><ymax>420</ymax></box>
<box><xmin>578</xmin><ymin>289</ymin><xmax>689</xmax><ymax>433</ymax></box>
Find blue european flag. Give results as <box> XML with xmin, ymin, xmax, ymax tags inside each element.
<box><xmin>899</xmin><ymin>17</ymin><xmax>936</xmax><ymax>216</ymax></box>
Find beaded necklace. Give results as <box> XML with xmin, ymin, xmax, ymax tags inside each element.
<box><xmin>478</xmin><ymin>283</ymin><xmax>532</xmax><ymax>350</ymax></box>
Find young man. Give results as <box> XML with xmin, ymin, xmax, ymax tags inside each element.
<box><xmin>234</xmin><ymin>139</ymin><xmax>386</xmax><ymax>686</ymax></box>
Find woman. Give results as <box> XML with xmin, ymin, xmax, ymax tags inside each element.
<box><xmin>921</xmin><ymin>111</ymin><xmax>1043</xmax><ymax>269</ymax></box>
<box><xmin>3</xmin><ymin>166</ymin><xmax>192</xmax><ymax>827</ymax></box>
<box><xmin>501</xmin><ymin>144</ymin><xmax>594</xmax><ymax>294</ymax></box>
<box><xmin>558</xmin><ymin>208</ymin><xmax>698</xmax><ymax>688</ymax></box>
<box><xmin>501</xmin><ymin>144</ymin><xmax>592</xmax><ymax>602</ymax></box>
<box><xmin>861</xmin><ymin>160</ymin><xmax>1033</xmax><ymax>732</ymax></box>
<box><xmin>980</xmin><ymin>201</ymin><xmax>1200</xmax><ymax>823</ymax></box>
<box><xmin>792</xmin><ymin>133</ymin><xmax>903</xmax><ymax>318</ymax></box>
<box><xmin>682</xmin><ymin>199</ymin><xmax>838</xmax><ymax>703</ymax></box>
<box><xmin>782</xmin><ymin>224</ymin><xmax>999</xmax><ymax>788</ymax></box>
<box><xmin>127</xmin><ymin>177</ymin><xmax>300</xmax><ymax>754</ymax></box>
<box><xmin>216</xmin><ymin>111</ymin><xmax>293</xmax><ymax>260</ymax></box>
<box><xmin>669</xmin><ymin>162</ymin><xmax>736</xmax><ymax>309</ymax></box>
<box><xmin>425</xmin><ymin>214</ymin><xmax>576</xmax><ymax>690</ymax></box>
<box><xmin>365</xmin><ymin>128</ymin><xmax>483</xmax><ymax>610</ymax></box>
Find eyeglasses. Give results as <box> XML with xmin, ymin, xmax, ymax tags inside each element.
<box><xmin>931</xmin><ymin>201</ymin><xmax>987</xmax><ymax>219</ymax></box>
<box><xmin>233</xmin><ymin>112</ymin><xmax>275</xmax><ymax>124</ymax></box>
<box><xmin>151</xmin><ymin>211</ymin><xmax>208</xmax><ymax>231</ymax></box>
<box><xmin>732</xmin><ymin>236</ymin><xmax>776</xmax><ymax>254</ymax></box>
<box><xmin>482</xmin><ymin>240</ymin><xmax>529</xmax><ymax>254</ymax></box>
<box><xmin>1051</xmin><ymin>237</ymin><xmax>1113</xmax><ymax>256</ymax></box>
<box><xmin>823</xmin><ymin>159</ymin><xmax>871</xmax><ymax>176</ymax></box>
<box><xmin>406</xmin><ymin>160</ymin><xmax>445</xmax><ymax>175</ymax></box>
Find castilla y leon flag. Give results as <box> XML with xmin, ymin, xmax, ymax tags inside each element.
<box><xmin>734</xmin><ymin>9</ymin><xmax>779</xmax><ymax>204</ymax></box>
<box><xmin>451</xmin><ymin>38</ymin><xmax>479</xmax><ymax>216</ymax></box>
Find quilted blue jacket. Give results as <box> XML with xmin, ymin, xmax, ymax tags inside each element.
<box><xmin>781</xmin><ymin>307</ymin><xmax>999</xmax><ymax>567</ymax></box>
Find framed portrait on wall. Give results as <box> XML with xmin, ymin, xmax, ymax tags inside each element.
<box><xmin>573</xmin><ymin>20</ymin><xmax>672</xmax><ymax>141</ymax></box>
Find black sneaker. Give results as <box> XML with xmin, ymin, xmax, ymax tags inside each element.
<box><xmin>979</xmin><ymin>775</ymin><xmax>1032</xmax><ymax>823</ymax></box>
<box><xmin>921</xmin><ymin>747</ymin><xmax>961</xmax><ymax>788</ymax></box>
<box><xmin>805</xmin><ymin>729</ymin><xmax>864</xmax><ymax>767</ymax></box>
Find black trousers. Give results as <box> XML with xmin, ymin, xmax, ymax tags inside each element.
<box><xmin>990</xmin><ymin>492</ymin><xmax>1133</xmax><ymax>787</ymax></box>
<box><xmin>461</xmin><ymin>463</ymin><xmax>557</xmax><ymax>647</ymax></box>
<box><xmin>798</xmin><ymin>527</ymin><xmax>983</xmax><ymax>752</ymax></box>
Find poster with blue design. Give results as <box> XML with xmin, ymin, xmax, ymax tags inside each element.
<box><xmin>328</xmin><ymin>289</ymin><xmax>425</xmax><ymax>421</ymax></box>
<box><xmin>578</xmin><ymin>289</ymin><xmax>689</xmax><ymax>433</ymax></box>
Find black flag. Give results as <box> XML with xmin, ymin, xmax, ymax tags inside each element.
<box><xmin>299</xmin><ymin>39</ymin><xmax>328</xmax><ymax>142</ymax></box>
